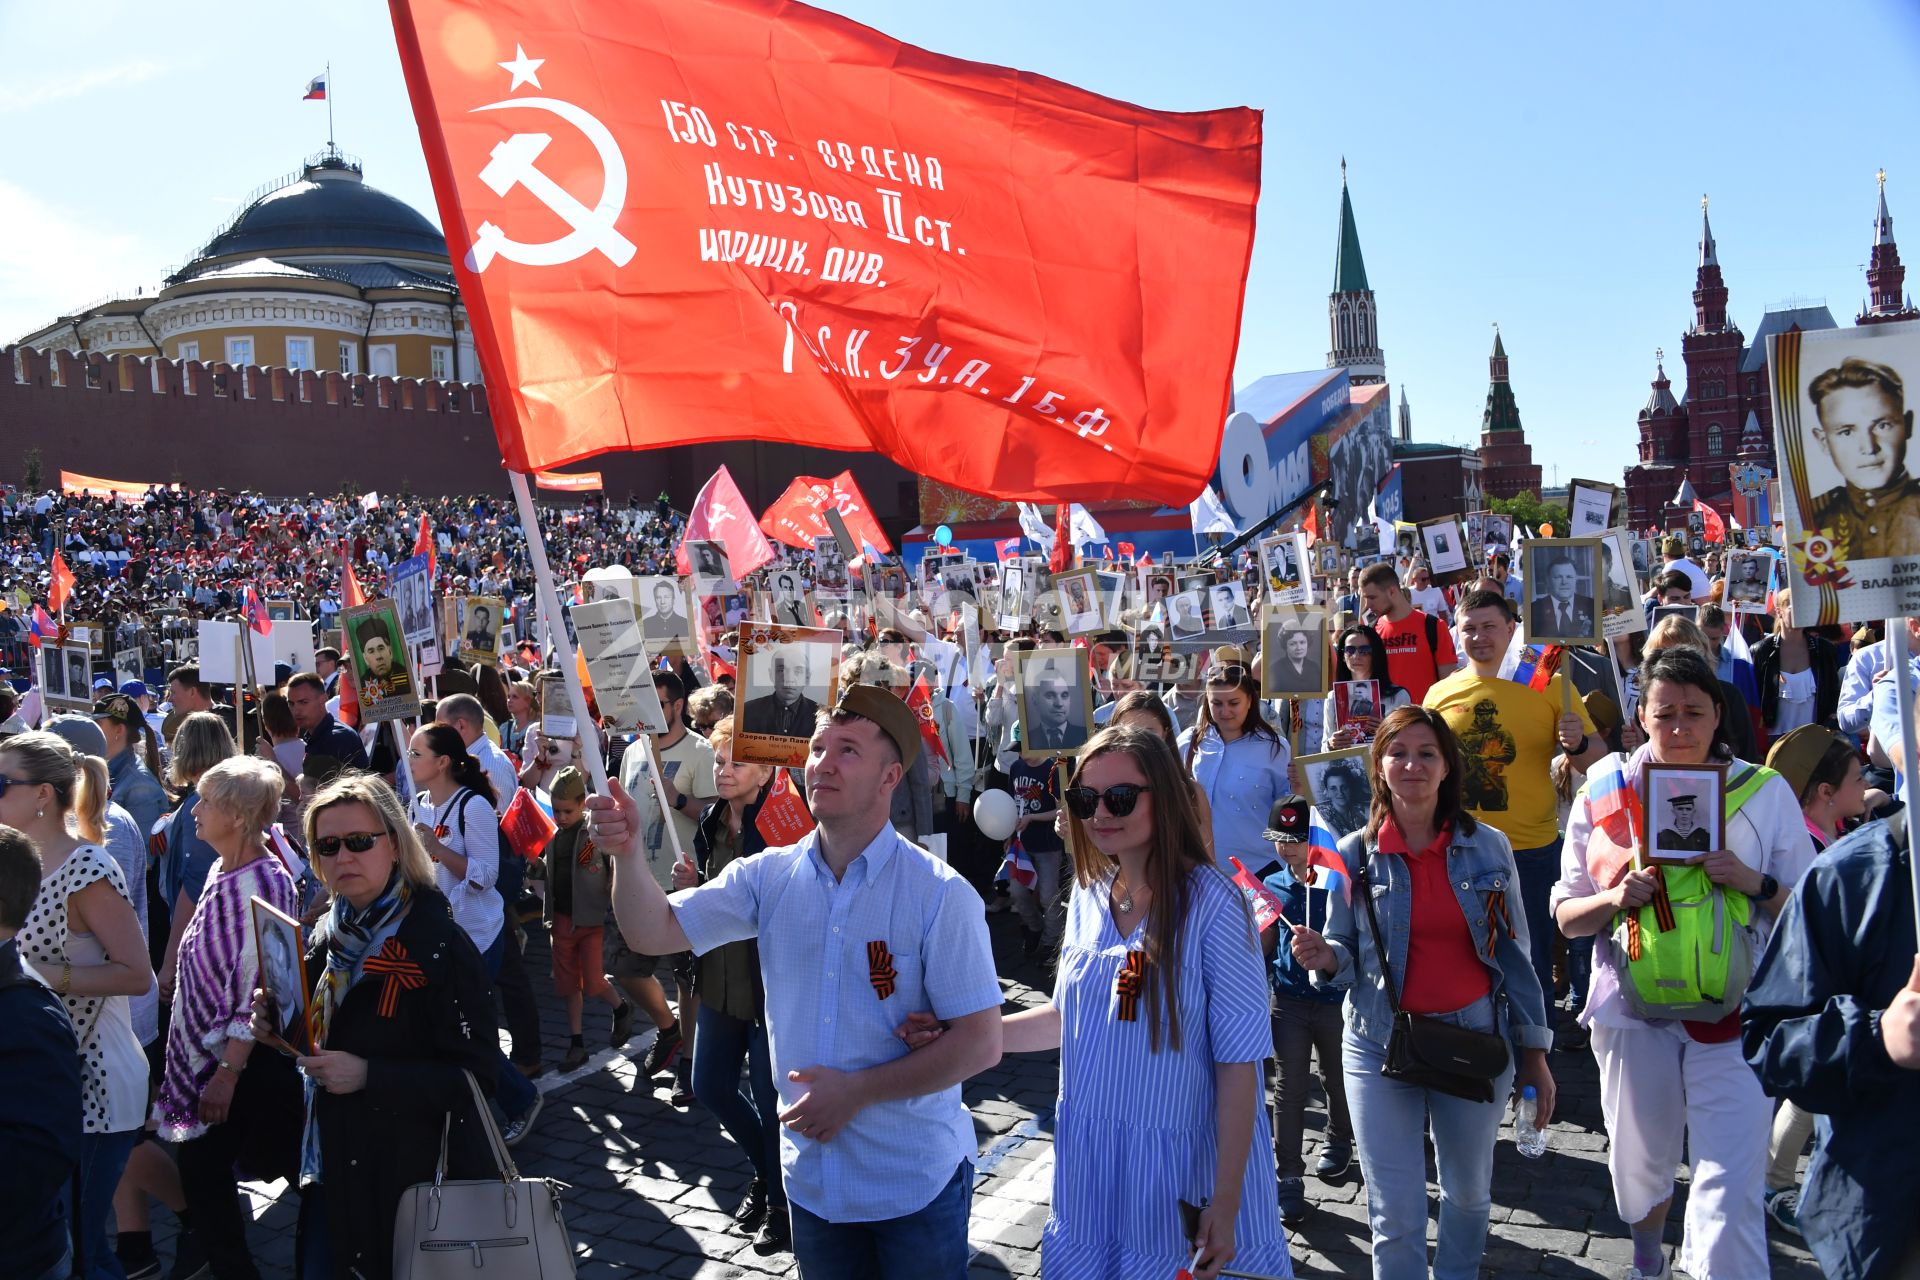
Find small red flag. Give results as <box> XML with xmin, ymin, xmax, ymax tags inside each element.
<box><xmin>1116</xmin><ymin>541</ymin><xmax>1136</xmax><ymax>562</ymax></box>
<box><xmin>755</xmin><ymin>768</ymin><xmax>816</xmax><ymax>846</ymax></box>
<box><xmin>336</xmin><ymin>664</ymin><xmax>361</xmax><ymax>730</ymax></box>
<box><xmin>243</xmin><ymin>586</ymin><xmax>273</xmax><ymax>637</ymax></box>
<box><xmin>500</xmin><ymin>786</ymin><xmax>558</xmax><ymax>860</ymax></box>
<box><xmin>676</xmin><ymin>466</ymin><xmax>775</xmax><ymax>578</ymax></box>
<box><xmin>1692</xmin><ymin>498</ymin><xmax>1726</xmax><ymax>544</ymax></box>
<box><xmin>1228</xmin><ymin>857</ymin><xmax>1290</xmax><ymax>933</ymax></box>
<box><xmin>906</xmin><ymin>675</ymin><xmax>951</xmax><ymax>768</ymax></box>
<box><xmin>48</xmin><ymin>550</ymin><xmax>74</xmax><ymax>616</ymax></box>
<box><xmin>413</xmin><ymin>511</ymin><xmax>436</xmax><ymax>582</ymax></box>
<box><xmin>1049</xmin><ymin>505</ymin><xmax>1074</xmax><ymax>574</ymax></box>
<box><xmin>339</xmin><ymin>540</ymin><xmax>366</xmax><ymax>608</ymax></box>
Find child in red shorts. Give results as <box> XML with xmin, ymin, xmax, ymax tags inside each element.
<box><xmin>539</xmin><ymin>768</ymin><xmax>634</xmax><ymax>1070</ymax></box>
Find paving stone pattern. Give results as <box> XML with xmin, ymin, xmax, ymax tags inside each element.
<box><xmin>155</xmin><ymin>916</ymin><xmax>1820</xmax><ymax>1279</ymax></box>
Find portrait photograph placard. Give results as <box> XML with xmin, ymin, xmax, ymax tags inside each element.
<box><xmin>1298</xmin><ymin>746</ymin><xmax>1372</xmax><ymax>840</ymax></box>
<box><xmin>1016</xmin><ymin>645</ymin><xmax>1095</xmax><ymax>760</ymax></box>
<box><xmin>1315</xmin><ymin>542</ymin><xmax>1343</xmax><ymax>578</ymax></box>
<box><xmin>1723</xmin><ymin>549</ymin><xmax>1775</xmax><ymax>613</ymax></box>
<box><xmin>765</xmin><ymin>567</ymin><xmax>817</xmax><ymax>628</ymax></box>
<box><xmin>456</xmin><ymin>595</ymin><xmax>506</xmax><ymax>664</ymax></box>
<box><xmin>1393</xmin><ymin>524</ymin><xmax>1419</xmax><ymax>562</ymax></box>
<box><xmin>1642</xmin><ymin>761</ymin><xmax>1724</xmax><ymax>866</ymax></box>
<box><xmin>1521</xmin><ymin>538</ymin><xmax>1605</xmax><ymax>647</ymax></box>
<box><xmin>391</xmin><ymin>553</ymin><xmax>436</xmax><ymax>649</ymax></box>
<box><xmin>1567</xmin><ymin>479</ymin><xmax>1619</xmax><ymax>539</ymax></box>
<box><xmin>636</xmin><ymin>575</ymin><xmax>693</xmax><ymax>658</ymax></box>
<box><xmin>1052</xmin><ymin>568</ymin><xmax>1106</xmax><ymax>637</ymax></box>
<box><xmin>1598</xmin><ymin>530</ymin><xmax>1647</xmax><ymax>640</ymax></box>
<box><xmin>811</xmin><ymin>535</ymin><xmax>849</xmax><ymax>592</ymax></box>
<box><xmin>42</xmin><ymin>641</ymin><xmax>94</xmax><ymax>710</ymax></box>
<box><xmin>1770</xmin><ymin>321</ymin><xmax>1920</xmax><ymax>623</ymax></box>
<box><xmin>1332</xmin><ymin>679</ymin><xmax>1381</xmax><ymax>730</ymax></box>
<box><xmin>1206</xmin><ymin>579</ymin><xmax>1254</xmax><ymax>631</ymax></box>
<box><xmin>1480</xmin><ymin>513</ymin><xmax>1514</xmax><ymax>555</ymax></box>
<box><xmin>997</xmin><ymin>562</ymin><xmax>1032</xmax><ymax>629</ymax></box>
<box><xmin>687</xmin><ymin>539</ymin><xmax>739</xmax><ymax>594</ymax></box>
<box><xmin>1167</xmin><ymin>587</ymin><xmax>1209</xmax><ymax>639</ymax></box>
<box><xmin>732</xmin><ymin>625</ymin><xmax>841</xmax><ymax>767</ymax></box>
<box><xmin>251</xmin><ymin>897</ymin><xmax>313</xmax><ymax>1055</ymax></box>
<box><xmin>1260</xmin><ymin>533</ymin><xmax>1312</xmax><ymax>605</ymax></box>
<box><xmin>1262</xmin><ymin>606</ymin><xmax>1329</xmax><ymax>698</ymax></box>
<box><xmin>266</xmin><ymin>598</ymin><xmax>297</xmax><ymax>622</ymax></box>
<box><xmin>340</xmin><ymin>600</ymin><xmax>418</xmax><ymax>723</ymax></box>
<box><xmin>571</xmin><ymin>597</ymin><xmax>670</xmax><ymax>735</ymax></box>
<box><xmin>1418</xmin><ymin>516</ymin><xmax>1473</xmax><ymax>585</ymax></box>
<box><xmin>1097</xmin><ymin>570</ymin><xmax>1130</xmax><ymax>629</ymax></box>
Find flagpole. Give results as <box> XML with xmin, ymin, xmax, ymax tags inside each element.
<box><xmin>326</xmin><ymin>61</ymin><xmax>335</xmax><ymax>153</ymax></box>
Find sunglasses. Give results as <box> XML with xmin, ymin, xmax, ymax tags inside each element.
<box><xmin>1340</xmin><ymin>644</ymin><xmax>1372</xmax><ymax>655</ymax></box>
<box><xmin>0</xmin><ymin>774</ymin><xmax>35</xmax><ymax>798</ymax></box>
<box><xmin>312</xmin><ymin>831</ymin><xmax>384</xmax><ymax>857</ymax></box>
<box><xmin>1064</xmin><ymin>783</ymin><xmax>1151</xmax><ymax>820</ymax></box>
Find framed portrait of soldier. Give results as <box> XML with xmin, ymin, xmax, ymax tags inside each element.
<box><xmin>1206</xmin><ymin>579</ymin><xmax>1254</xmax><ymax>631</ymax></box>
<box><xmin>1393</xmin><ymin>525</ymin><xmax>1419</xmax><ymax>562</ymax></box>
<box><xmin>1316</xmin><ymin>543</ymin><xmax>1343</xmax><ymax>578</ymax></box>
<box><xmin>1567</xmin><ymin>479</ymin><xmax>1618</xmax><ymax>539</ymax></box>
<box><xmin>1332</xmin><ymin>680</ymin><xmax>1380</xmax><ymax>732</ymax></box>
<box><xmin>1643</xmin><ymin>761</ymin><xmax>1724</xmax><ymax>866</ymax></box>
<box><xmin>391</xmin><ymin>553</ymin><xmax>435</xmax><ymax>649</ymax></box>
<box><xmin>688</xmin><ymin>540</ymin><xmax>738</xmax><ymax>594</ymax></box>
<box><xmin>1262</xmin><ymin>607</ymin><xmax>1329</xmax><ymax>697</ymax></box>
<box><xmin>811</xmin><ymin>536</ymin><xmax>848</xmax><ymax>592</ymax></box>
<box><xmin>1724</xmin><ymin>549</ymin><xmax>1774</xmax><ymax>613</ymax></box>
<box><xmin>251</xmin><ymin>898</ymin><xmax>314</xmax><ymax>1055</ymax></box>
<box><xmin>1297</xmin><ymin>746</ymin><xmax>1372</xmax><ymax>840</ymax></box>
<box><xmin>43</xmin><ymin>641</ymin><xmax>94</xmax><ymax>710</ymax></box>
<box><xmin>266</xmin><ymin>599</ymin><xmax>297</xmax><ymax>622</ymax></box>
<box><xmin>1260</xmin><ymin>533</ymin><xmax>1311</xmax><ymax>605</ymax></box>
<box><xmin>1465</xmin><ymin>511</ymin><xmax>1487</xmax><ymax>554</ymax></box>
<box><xmin>635</xmin><ymin>575</ymin><xmax>693</xmax><ymax>658</ymax></box>
<box><xmin>112</xmin><ymin>646</ymin><xmax>143</xmax><ymax>690</ymax></box>
<box><xmin>732</xmin><ymin>626</ymin><xmax>840</xmax><ymax>767</ymax></box>
<box><xmin>1480</xmin><ymin>513</ymin><xmax>1514</xmax><ymax>554</ymax></box>
<box><xmin>1521</xmin><ymin>539</ymin><xmax>1604</xmax><ymax>647</ymax></box>
<box><xmin>1167</xmin><ymin>587</ymin><xmax>1208</xmax><ymax>639</ymax></box>
<box><xmin>1769</xmin><ymin>323</ymin><xmax>1920</xmax><ymax>622</ymax></box>
<box><xmin>1052</xmin><ymin>568</ymin><xmax>1105</xmax><ymax>637</ymax></box>
<box><xmin>1016</xmin><ymin>646</ymin><xmax>1094</xmax><ymax>760</ymax></box>
<box><xmin>998</xmin><ymin>563</ymin><xmax>1031</xmax><ymax>630</ymax></box>
<box><xmin>340</xmin><ymin>600</ymin><xmax>419</xmax><ymax>723</ymax></box>
<box><xmin>1418</xmin><ymin>516</ymin><xmax>1473</xmax><ymax>585</ymax></box>
<box><xmin>457</xmin><ymin>595</ymin><xmax>506</xmax><ymax>663</ymax></box>
<box><xmin>1597</xmin><ymin>531</ymin><xmax>1646</xmax><ymax>640</ymax></box>
<box><xmin>765</xmin><ymin>568</ymin><xmax>815</xmax><ymax>628</ymax></box>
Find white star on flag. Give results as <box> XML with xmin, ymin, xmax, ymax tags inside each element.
<box><xmin>497</xmin><ymin>44</ymin><xmax>544</xmax><ymax>91</ymax></box>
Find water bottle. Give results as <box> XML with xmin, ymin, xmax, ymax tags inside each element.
<box><xmin>1514</xmin><ymin>1085</ymin><xmax>1548</xmax><ymax>1158</ymax></box>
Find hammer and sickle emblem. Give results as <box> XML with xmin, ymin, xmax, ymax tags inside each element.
<box><xmin>466</xmin><ymin>96</ymin><xmax>636</xmax><ymax>272</ymax></box>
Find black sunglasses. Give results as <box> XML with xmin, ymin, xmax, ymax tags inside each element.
<box><xmin>1064</xmin><ymin>783</ymin><xmax>1151</xmax><ymax>820</ymax></box>
<box><xmin>312</xmin><ymin>831</ymin><xmax>384</xmax><ymax>857</ymax></box>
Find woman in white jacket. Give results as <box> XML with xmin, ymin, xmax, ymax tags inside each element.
<box><xmin>1552</xmin><ymin>647</ymin><xmax>1811</xmax><ymax>1280</ymax></box>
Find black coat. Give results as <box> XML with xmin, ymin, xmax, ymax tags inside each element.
<box><xmin>1751</xmin><ymin>632</ymin><xmax>1843</xmax><ymax>732</ymax></box>
<box><xmin>305</xmin><ymin>888</ymin><xmax>501</xmax><ymax>1280</ymax></box>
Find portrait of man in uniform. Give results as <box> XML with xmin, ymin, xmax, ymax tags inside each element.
<box><xmin>1646</xmin><ymin>764</ymin><xmax>1723</xmax><ymax>862</ymax></box>
<box><xmin>740</xmin><ymin>644</ymin><xmax>821</xmax><ymax>739</ymax></box>
<box><xmin>352</xmin><ymin>611</ymin><xmax>412</xmax><ymax>703</ymax></box>
<box><xmin>1804</xmin><ymin>357</ymin><xmax>1918</xmax><ymax>561</ymax></box>
<box><xmin>1656</xmin><ymin>794</ymin><xmax>1711</xmax><ymax>853</ymax></box>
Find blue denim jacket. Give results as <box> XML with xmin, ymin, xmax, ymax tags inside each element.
<box><xmin>1310</xmin><ymin>819</ymin><xmax>1552</xmax><ymax>1053</ymax></box>
<box><xmin>1743</xmin><ymin>820</ymin><xmax>1920</xmax><ymax>1280</ymax></box>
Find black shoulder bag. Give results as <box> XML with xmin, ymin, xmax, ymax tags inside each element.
<box><xmin>1357</xmin><ymin>861</ymin><xmax>1510</xmax><ymax>1103</ymax></box>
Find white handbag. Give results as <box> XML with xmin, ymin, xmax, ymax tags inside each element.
<box><xmin>391</xmin><ymin>1071</ymin><xmax>576</xmax><ymax>1278</ymax></box>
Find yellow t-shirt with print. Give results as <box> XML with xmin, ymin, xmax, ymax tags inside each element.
<box><xmin>1423</xmin><ymin>669</ymin><xmax>1594</xmax><ymax>850</ymax></box>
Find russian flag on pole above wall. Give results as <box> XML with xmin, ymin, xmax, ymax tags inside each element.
<box><xmin>303</xmin><ymin>74</ymin><xmax>327</xmax><ymax>100</ymax></box>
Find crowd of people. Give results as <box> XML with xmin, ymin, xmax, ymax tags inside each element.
<box><xmin>1</xmin><ymin>481</ymin><xmax>1918</xmax><ymax>1280</ymax></box>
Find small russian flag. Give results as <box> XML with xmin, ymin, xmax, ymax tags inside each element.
<box><xmin>1302</xmin><ymin>809</ymin><xmax>1351</xmax><ymax>904</ymax></box>
<box><xmin>1584</xmin><ymin>757</ymin><xmax>1636</xmax><ymax>847</ymax></box>
<box><xmin>303</xmin><ymin>74</ymin><xmax>327</xmax><ymax>101</ymax></box>
<box><xmin>27</xmin><ymin>604</ymin><xmax>56</xmax><ymax>648</ymax></box>
<box><xmin>1003</xmin><ymin>836</ymin><xmax>1036</xmax><ymax>889</ymax></box>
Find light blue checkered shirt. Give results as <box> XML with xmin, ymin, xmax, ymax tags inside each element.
<box><xmin>672</xmin><ymin>823</ymin><xmax>1001</xmax><ymax>1223</ymax></box>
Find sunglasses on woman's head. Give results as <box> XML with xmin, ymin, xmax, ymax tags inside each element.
<box><xmin>1063</xmin><ymin>783</ymin><xmax>1150</xmax><ymax>820</ymax></box>
<box><xmin>312</xmin><ymin>831</ymin><xmax>383</xmax><ymax>857</ymax></box>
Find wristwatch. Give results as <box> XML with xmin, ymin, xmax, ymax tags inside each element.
<box><xmin>1753</xmin><ymin>873</ymin><xmax>1780</xmax><ymax>903</ymax></box>
<box><xmin>673</xmin><ymin>792</ymin><xmax>688</xmax><ymax>812</ymax></box>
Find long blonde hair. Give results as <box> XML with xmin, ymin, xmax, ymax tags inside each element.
<box><xmin>301</xmin><ymin>773</ymin><xmax>435</xmax><ymax>897</ymax></box>
<box><xmin>0</xmin><ymin>730</ymin><xmax>109</xmax><ymax>844</ymax></box>
<box><xmin>1066</xmin><ymin>725</ymin><xmax>1218</xmax><ymax>1053</ymax></box>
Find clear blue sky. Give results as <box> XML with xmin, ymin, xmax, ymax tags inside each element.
<box><xmin>3</xmin><ymin>0</ymin><xmax>1917</xmax><ymax>488</ymax></box>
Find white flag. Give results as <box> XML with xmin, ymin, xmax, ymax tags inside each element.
<box><xmin>1016</xmin><ymin>502</ymin><xmax>1056</xmax><ymax>551</ymax></box>
<box><xmin>359</xmin><ymin>491</ymin><xmax>380</xmax><ymax>512</ymax></box>
<box><xmin>1189</xmin><ymin>485</ymin><xmax>1238</xmax><ymax>538</ymax></box>
<box><xmin>1068</xmin><ymin>504</ymin><xmax>1107</xmax><ymax>548</ymax></box>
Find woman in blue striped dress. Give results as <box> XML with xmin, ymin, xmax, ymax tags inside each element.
<box><xmin>906</xmin><ymin>725</ymin><xmax>1291</xmax><ymax>1278</ymax></box>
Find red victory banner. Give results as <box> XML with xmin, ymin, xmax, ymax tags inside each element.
<box><xmin>759</xmin><ymin>470</ymin><xmax>892</xmax><ymax>553</ymax></box>
<box><xmin>389</xmin><ymin>0</ymin><xmax>1261</xmax><ymax>504</ymax></box>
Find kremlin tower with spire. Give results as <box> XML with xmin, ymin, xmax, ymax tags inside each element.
<box><xmin>1477</xmin><ymin>327</ymin><xmax>1542</xmax><ymax>499</ymax></box>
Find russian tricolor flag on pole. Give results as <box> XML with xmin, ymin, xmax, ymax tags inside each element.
<box><xmin>303</xmin><ymin>74</ymin><xmax>327</xmax><ymax>100</ymax></box>
<box><xmin>1003</xmin><ymin>836</ymin><xmax>1037</xmax><ymax>889</ymax></box>
<box><xmin>27</xmin><ymin>604</ymin><xmax>57</xmax><ymax>648</ymax></box>
<box><xmin>1303</xmin><ymin>810</ymin><xmax>1351</xmax><ymax>905</ymax></box>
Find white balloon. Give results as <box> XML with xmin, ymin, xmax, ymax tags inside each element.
<box><xmin>972</xmin><ymin>788</ymin><xmax>1019</xmax><ymax>842</ymax></box>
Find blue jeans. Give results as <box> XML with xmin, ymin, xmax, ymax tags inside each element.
<box><xmin>482</xmin><ymin>930</ymin><xmax>539</xmax><ymax>1119</ymax></box>
<box><xmin>788</xmin><ymin>1159</ymin><xmax>973</xmax><ymax>1280</ymax></box>
<box><xmin>65</xmin><ymin>1128</ymin><xmax>139</xmax><ymax>1280</ymax></box>
<box><xmin>1512</xmin><ymin>836</ymin><xmax>1563</xmax><ymax>1025</ymax></box>
<box><xmin>1344</xmin><ymin>999</ymin><xmax>1516</xmax><ymax>1280</ymax></box>
<box><xmin>691</xmin><ymin>1004</ymin><xmax>785</xmax><ymax>1207</ymax></box>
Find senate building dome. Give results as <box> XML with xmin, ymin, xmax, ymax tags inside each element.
<box><xmin>17</xmin><ymin>147</ymin><xmax>479</xmax><ymax>384</ymax></box>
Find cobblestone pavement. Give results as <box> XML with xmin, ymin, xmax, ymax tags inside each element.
<box><xmin>157</xmin><ymin>915</ymin><xmax>1820</xmax><ymax>1278</ymax></box>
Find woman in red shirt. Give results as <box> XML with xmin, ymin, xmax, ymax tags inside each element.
<box><xmin>1292</xmin><ymin>707</ymin><xmax>1555</xmax><ymax>1280</ymax></box>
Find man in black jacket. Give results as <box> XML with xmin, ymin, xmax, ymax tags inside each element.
<box><xmin>0</xmin><ymin>827</ymin><xmax>82</xmax><ymax>1280</ymax></box>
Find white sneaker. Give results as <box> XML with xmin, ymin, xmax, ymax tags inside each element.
<box><xmin>1626</xmin><ymin>1257</ymin><xmax>1671</xmax><ymax>1280</ymax></box>
<box><xmin>501</xmin><ymin>1092</ymin><xmax>543</xmax><ymax>1146</ymax></box>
